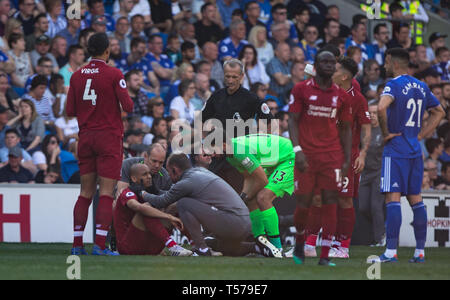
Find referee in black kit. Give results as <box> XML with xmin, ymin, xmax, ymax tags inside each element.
<box><xmin>201</xmin><ymin>58</ymin><xmax>273</xmax><ymax>193</ymax></box>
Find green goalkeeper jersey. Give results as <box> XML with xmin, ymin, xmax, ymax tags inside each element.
<box><xmin>226</xmin><ymin>134</ymin><xmax>295</xmax><ymax>175</ymax></box>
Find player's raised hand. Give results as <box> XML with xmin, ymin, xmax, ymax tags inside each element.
<box><xmin>383</xmin><ymin>133</ymin><xmax>402</xmax><ymax>144</ymax></box>
<box><xmin>295</xmin><ymin>151</ymin><xmax>308</xmax><ymax>172</ymax></box>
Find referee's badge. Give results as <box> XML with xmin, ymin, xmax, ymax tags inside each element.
<box><xmin>261</xmin><ymin>103</ymin><xmax>270</xmax><ymax>114</ymax></box>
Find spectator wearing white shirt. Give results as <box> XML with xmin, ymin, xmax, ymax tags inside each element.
<box><xmin>22</xmin><ymin>75</ymin><xmax>55</xmax><ymax>123</ymax></box>
<box><xmin>248</xmin><ymin>25</ymin><xmax>273</xmax><ymax>66</ymax></box>
<box><xmin>45</xmin><ymin>0</ymin><xmax>67</xmax><ymax>38</ymax></box>
<box><xmin>427</xmin><ymin>32</ymin><xmax>447</xmax><ymax>64</ymax></box>
<box><xmin>113</xmin><ymin>0</ymin><xmax>152</xmax><ymax>25</ymax></box>
<box><xmin>238</xmin><ymin>44</ymin><xmax>269</xmax><ymax>90</ymax></box>
<box><xmin>170</xmin><ymin>79</ymin><xmax>196</xmax><ymax>124</ymax></box>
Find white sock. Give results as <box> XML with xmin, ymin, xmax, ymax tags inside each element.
<box><xmin>414</xmin><ymin>249</ymin><xmax>425</xmax><ymax>258</ymax></box>
<box><xmin>384</xmin><ymin>248</ymin><xmax>397</xmax><ymax>258</ymax></box>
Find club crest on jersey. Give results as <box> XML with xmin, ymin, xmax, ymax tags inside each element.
<box><xmin>309</xmin><ymin>95</ymin><xmax>317</xmax><ymax>101</ymax></box>
<box><xmin>233</xmin><ymin>112</ymin><xmax>242</xmax><ymax>122</ymax></box>
<box><xmin>332</xmin><ymin>96</ymin><xmax>338</xmax><ymax>107</ymax></box>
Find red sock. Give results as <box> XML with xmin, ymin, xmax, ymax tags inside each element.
<box><xmin>320</xmin><ymin>203</ymin><xmax>337</xmax><ymax>259</ymax></box>
<box><xmin>305</xmin><ymin>205</ymin><xmax>322</xmax><ymax>246</ymax></box>
<box><xmin>142</xmin><ymin>217</ymin><xmax>170</xmax><ymax>244</ymax></box>
<box><xmin>294</xmin><ymin>206</ymin><xmax>309</xmax><ymax>247</ymax></box>
<box><xmin>94</xmin><ymin>195</ymin><xmax>114</xmax><ymax>250</ymax></box>
<box><xmin>165</xmin><ymin>238</ymin><xmax>177</xmax><ymax>248</ymax></box>
<box><xmin>338</xmin><ymin>207</ymin><xmax>355</xmax><ymax>249</ymax></box>
<box><xmin>73</xmin><ymin>195</ymin><xmax>92</xmax><ymax>248</ymax></box>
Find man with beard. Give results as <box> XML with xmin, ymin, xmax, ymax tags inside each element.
<box><xmin>109</xmin><ymin>36</ymin><xmax>129</xmax><ymax>74</ymax></box>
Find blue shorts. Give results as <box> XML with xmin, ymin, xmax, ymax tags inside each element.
<box><xmin>380</xmin><ymin>156</ymin><xmax>423</xmax><ymax>196</ymax></box>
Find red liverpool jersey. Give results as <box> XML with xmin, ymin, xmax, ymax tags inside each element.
<box><xmin>66</xmin><ymin>59</ymin><xmax>133</xmax><ymax>136</ymax></box>
<box><xmin>289</xmin><ymin>78</ymin><xmax>352</xmax><ymax>155</ymax></box>
<box><xmin>113</xmin><ymin>188</ymin><xmax>138</xmax><ymax>241</ymax></box>
<box><xmin>347</xmin><ymin>85</ymin><xmax>371</xmax><ymax>158</ymax></box>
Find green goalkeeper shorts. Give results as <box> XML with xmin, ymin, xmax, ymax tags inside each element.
<box><xmin>264</xmin><ymin>159</ymin><xmax>295</xmax><ymax>198</ymax></box>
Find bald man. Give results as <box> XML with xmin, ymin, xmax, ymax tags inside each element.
<box><xmin>117</xmin><ymin>143</ymin><xmax>172</xmax><ymax>196</ymax></box>
<box><xmin>114</xmin><ymin>163</ymin><xmax>192</xmax><ymax>256</ymax></box>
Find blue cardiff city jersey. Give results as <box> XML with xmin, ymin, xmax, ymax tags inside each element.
<box><xmin>380</xmin><ymin>74</ymin><xmax>440</xmax><ymax>158</ymax></box>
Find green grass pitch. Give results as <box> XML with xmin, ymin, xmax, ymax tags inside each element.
<box><xmin>0</xmin><ymin>243</ymin><xmax>449</xmax><ymax>280</ymax></box>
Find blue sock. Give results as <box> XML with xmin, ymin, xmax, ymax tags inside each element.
<box><xmin>412</xmin><ymin>202</ymin><xmax>427</xmax><ymax>250</ymax></box>
<box><xmin>385</xmin><ymin>202</ymin><xmax>402</xmax><ymax>250</ymax></box>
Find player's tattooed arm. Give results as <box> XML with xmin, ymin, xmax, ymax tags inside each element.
<box><xmin>354</xmin><ymin>124</ymin><xmax>371</xmax><ymax>173</ymax></box>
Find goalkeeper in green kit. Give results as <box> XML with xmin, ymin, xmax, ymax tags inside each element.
<box><xmin>207</xmin><ymin>133</ymin><xmax>295</xmax><ymax>258</ymax></box>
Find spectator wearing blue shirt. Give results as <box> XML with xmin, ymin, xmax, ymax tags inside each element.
<box><xmin>166</xmin><ymin>62</ymin><xmax>195</xmax><ymax>111</ymax></box>
<box><xmin>216</xmin><ymin>0</ymin><xmax>240</xmax><ymax>28</ymax></box>
<box><xmin>241</xmin><ymin>0</ymin><xmax>272</xmax><ymax>24</ymax></box>
<box><xmin>345</xmin><ymin>22</ymin><xmax>374</xmax><ymax>65</ymax></box>
<box><xmin>146</xmin><ymin>35</ymin><xmax>175</xmax><ymax>98</ymax></box>
<box><xmin>266</xmin><ymin>42</ymin><xmax>293</xmax><ymax>105</ymax></box>
<box><xmin>56</xmin><ymin>18</ymin><xmax>81</xmax><ymax>47</ymax></box>
<box><xmin>0</xmin><ymin>128</ymin><xmax>32</xmax><ymax>164</ymax></box>
<box><xmin>127</xmin><ymin>14</ymin><xmax>148</xmax><ymax>42</ymax></box>
<box><xmin>32</xmin><ymin>134</ymin><xmax>80</xmax><ymax>183</ymax></box>
<box><xmin>432</xmin><ymin>47</ymin><xmax>450</xmax><ymax>82</ymax></box>
<box><xmin>109</xmin><ymin>36</ymin><xmax>129</xmax><ymax>74</ymax></box>
<box><xmin>298</xmin><ymin>24</ymin><xmax>319</xmax><ymax>64</ymax></box>
<box><xmin>85</xmin><ymin>0</ymin><xmax>116</xmax><ymax>33</ymax></box>
<box><xmin>127</xmin><ymin>37</ymin><xmax>159</xmax><ymax>93</ymax></box>
<box><xmin>371</xmin><ymin>23</ymin><xmax>389</xmax><ymax>66</ymax></box>
<box><xmin>218</xmin><ymin>19</ymin><xmax>248</xmax><ymax>61</ymax></box>
<box><xmin>269</xmin><ymin>21</ymin><xmax>297</xmax><ymax>50</ymax></box>
<box><xmin>110</xmin><ymin>16</ymin><xmax>131</xmax><ymax>54</ymax></box>
<box><xmin>266</xmin><ymin>3</ymin><xmax>298</xmax><ymax>44</ymax></box>
<box><xmin>0</xmin><ymin>105</ymin><xmax>10</xmax><ymax>149</ymax></box>
<box><xmin>439</xmin><ymin>135</ymin><xmax>450</xmax><ymax>163</ymax></box>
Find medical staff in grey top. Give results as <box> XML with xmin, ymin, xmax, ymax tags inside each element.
<box><xmin>118</xmin><ymin>143</ymin><xmax>172</xmax><ymax>195</ymax></box>
<box><xmin>139</xmin><ymin>153</ymin><xmax>255</xmax><ymax>257</ymax></box>
<box><xmin>358</xmin><ymin>100</ymin><xmax>386</xmax><ymax>246</ymax></box>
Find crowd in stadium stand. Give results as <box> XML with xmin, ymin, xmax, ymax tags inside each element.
<box><xmin>0</xmin><ymin>0</ymin><xmax>449</xmax><ymax>192</ymax></box>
